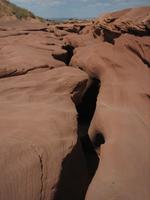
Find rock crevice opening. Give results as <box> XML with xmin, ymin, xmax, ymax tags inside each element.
<box><xmin>52</xmin><ymin>44</ymin><xmax>74</xmax><ymax>66</ymax></box>
<box><xmin>62</xmin><ymin>44</ymin><xmax>75</xmax><ymax>65</ymax></box>
<box><xmin>53</xmin><ymin>78</ymin><xmax>105</xmax><ymax>200</ymax></box>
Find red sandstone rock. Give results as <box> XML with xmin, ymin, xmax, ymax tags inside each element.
<box><xmin>0</xmin><ymin>66</ymin><xmax>89</xmax><ymax>200</ymax></box>
<box><xmin>0</xmin><ymin>5</ymin><xmax>150</xmax><ymax>200</ymax></box>
<box><xmin>70</xmin><ymin>7</ymin><xmax>150</xmax><ymax>200</ymax></box>
<box><xmin>0</xmin><ymin>21</ymin><xmax>67</xmax><ymax>78</ymax></box>
<box><xmin>95</xmin><ymin>7</ymin><xmax>150</xmax><ymax>35</ymax></box>
<box><xmin>93</xmin><ymin>7</ymin><xmax>150</xmax><ymax>43</ymax></box>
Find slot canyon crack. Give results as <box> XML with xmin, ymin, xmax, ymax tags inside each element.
<box><xmin>52</xmin><ymin>44</ymin><xmax>74</xmax><ymax>66</ymax></box>
<box><xmin>53</xmin><ymin>78</ymin><xmax>105</xmax><ymax>200</ymax></box>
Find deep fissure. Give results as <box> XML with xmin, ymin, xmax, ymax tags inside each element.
<box><xmin>62</xmin><ymin>44</ymin><xmax>74</xmax><ymax>65</ymax></box>
<box><xmin>54</xmin><ymin>78</ymin><xmax>104</xmax><ymax>200</ymax></box>
<box><xmin>75</xmin><ymin>78</ymin><xmax>105</xmax><ymax>174</ymax></box>
<box><xmin>52</xmin><ymin>44</ymin><xmax>74</xmax><ymax>66</ymax></box>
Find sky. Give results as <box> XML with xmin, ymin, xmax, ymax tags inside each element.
<box><xmin>10</xmin><ymin>0</ymin><xmax>150</xmax><ymax>19</ymax></box>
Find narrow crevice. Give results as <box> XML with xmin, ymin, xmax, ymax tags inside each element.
<box><xmin>0</xmin><ymin>65</ymin><xmax>53</xmax><ymax>79</ymax></box>
<box><xmin>38</xmin><ymin>155</ymin><xmax>44</xmax><ymax>200</ymax></box>
<box><xmin>93</xmin><ymin>26</ymin><xmax>121</xmax><ymax>44</ymax></box>
<box><xmin>0</xmin><ymin>32</ymin><xmax>29</xmax><ymax>38</ymax></box>
<box><xmin>52</xmin><ymin>44</ymin><xmax>74</xmax><ymax>65</ymax></box>
<box><xmin>126</xmin><ymin>45</ymin><xmax>150</xmax><ymax>68</ymax></box>
<box><xmin>75</xmin><ymin>78</ymin><xmax>104</xmax><ymax>151</ymax></box>
<box><xmin>62</xmin><ymin>44</ymin><xmax>74</xmax><ymax>65</ymax></box>
<box><xmin>127</xmin><ymin>27</ymin><xmax>150</xmax><ymax>37</ymax></box>
<box><xmin>75</xmin><ymin>79</ymin><xmax>104</xmax><ymax>175</ymax></box>
<box><xmin>76</xmin><ymin>79</ymin><xmax>100</xmax><ymax>128</ymax></box>
<box><xmin>53</xmin><ymin>78</ymin><xmax>103</xmax><ymax>200</ymax></box>
<box><xmin>33</xmin><ymin>147</ymin><xmax>45</xmax><ymax>200</ymax></box>
<box><xmin>52</xmin><ymin>51</ymin><xmax>68</xmax><ymax>64</ymax></box>
<box><xmin>102</xmin><ymin>29</ymin><xmax>121</xmax><ymax>44</ymax></box>
<box><xmin>24</xmin><ymin>28</ymin><xmax>48</xmax><ymax>32</ymax></box>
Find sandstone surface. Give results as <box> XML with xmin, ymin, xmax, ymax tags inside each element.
<box><xmin>0</xmin><ymin>4</ymin><xmax>150</xmax><ymax>200</ymax></box>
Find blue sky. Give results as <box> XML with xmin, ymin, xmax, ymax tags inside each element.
<box><xmin>10</xmin><ymin>0</ymin><xmax>150</xmax><ymax>19</ymax></box>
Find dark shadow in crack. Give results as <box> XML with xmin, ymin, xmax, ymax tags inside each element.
<box><xmin>53</xmin><ymin>139</ymin><xmax>96</xmax><ymax>200</ymax></box>
<box><xmin>52</xmin><ymin>44</ymin><xmax>74</xmax><ymax>66</ymax></box>
<box><xmin>103</xmin><ymin>29</ymin><xmax>121</xmax><ymax>44</ymax></box>
<box><xmin>76</xmin><ymin>78</ymin><xmax>102</xmax><ymax>179</ymax></box>
<box><xmin>63</xmin><ymin>44</ymin><xmax>74</xmax><ymax>65</ymax></box>
<box><xmin>53</xmin><ymin>78</ymin><xmax>102</xmax><ymax>200</ymax></box>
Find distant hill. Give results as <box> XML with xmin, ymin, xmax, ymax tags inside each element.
<box><xmin>0</xmin><ymin>0</ymin><xmax>36</xmax><ymax>20</ymax></box>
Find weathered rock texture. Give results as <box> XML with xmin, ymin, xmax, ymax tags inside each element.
<box><xmin>0</xmin><ymin>5</ymin><xmax>150</xmax><ymax>200</ymax></box>
<box><xmin>69</xmin><ymin>6</ymin><xmax>150</xmax><ymax>200</ymax></box>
